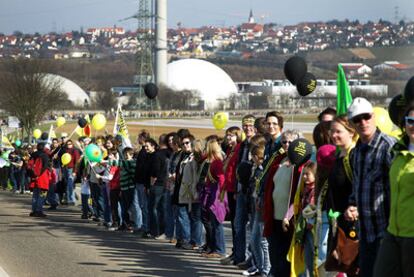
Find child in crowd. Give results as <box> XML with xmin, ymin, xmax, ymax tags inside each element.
<box><xmin>119</xmin><ymin>147</ymin><xmax>137</xmax><ymax>232</ymax></box>
<box><xmin>300</xmin><ymin>161</ymin><xmax>317</xmax><ymax>277</ymax></box>
<box><xmin>97</xmin><ymin>149</ymin><xmax>121</xmax><ymax>231</ymax></box>
<box><xmin>80</xmin><ymin>176</ymin><xmax>93</xmax><ymax>219</ymax></box>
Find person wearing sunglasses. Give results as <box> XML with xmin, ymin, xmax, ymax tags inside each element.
<box><xmin>374</xmin><ymin>105</ymin><xmax>414</xmax><ymax>277</ymax></box>
<box><xmin>345</xmin><ymin>97</ymin><xmax>396</xmax><ymax>277</ymax></box>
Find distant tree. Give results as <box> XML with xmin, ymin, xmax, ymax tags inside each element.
<box><xmin>157</xmin><ymin>85</ymin><xmax>199</xmax><ymax>110</ymax></box>
<box><xmin>0</xmin><ymin>58</ymin><xmax>69</xmax><ymax>138</ymax></box>
<box><xmin>93</xmin><ymin>90</ymin><xmax>118</xmax><ymax>113</ymax></box>
<box><xmin>12</xmin><ymin>30</ymin><xmax>23</xmax><ymax>37</ymax></box>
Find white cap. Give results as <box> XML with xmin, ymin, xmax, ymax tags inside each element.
<box><xmin>83</xmin><ymin>137</ymin><xmax>91</xmax><ymax>143</ymax></box>
<box><xmin>347</xmin><ymin>97</ymin><xmax>373</xmax><ymax>119</ymax></box>
<box><xmin>61</xmin><ymin>132</ymin><xmax>68</xmax><ymax>138</ymax></box>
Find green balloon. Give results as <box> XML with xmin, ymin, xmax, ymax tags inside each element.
<box><xmin>15</xmin><ymin>140</ymin><xmax>22</xmax><ymax>147</ymax></box>
<box><xmin>85</xmin><ymin>144</ymin><xmax>102</xmax><ymax>163</ymax></box>
<box><xmin>328</xmin><ymin>209</ymin><xmax>341</xmax><ymax>220</ymax></box>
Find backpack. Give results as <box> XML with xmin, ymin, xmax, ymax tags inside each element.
<box><xmin>27</xmin><ymin>157</ymin><xmax>43</xmax><ymax>178</ymax></box>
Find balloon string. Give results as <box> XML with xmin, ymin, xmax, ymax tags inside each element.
<box><xmin>67</xmin><ymin>126</ymin><xmax>78</xmax><ymax>140</ymax></box>
<box><xmin>77</xmin><ymin>142</ymin><xmax>98</xmax><ymax>176</ymax></box>
<box><xmin>290</xmin><ymin>96</ymin><xmax>303</xmax><ymax>130</ymax></box>
<box><xmin>151</xmin><ymin>100</ymin><xmax>155</xmax><ymax>136</ymax></box>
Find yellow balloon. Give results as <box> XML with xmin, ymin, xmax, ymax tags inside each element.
<box><xmin>91</xmin><ymin>113</ymin><xmax>106</xmax><ymax>130</ymax></box>
<box><xmin>212</xmin><ymin>112</ymin><xmax>229</xmax><ymax>130</ymax></box>
<box><xmin>75</xmin><ymin>126</ymin><xmax>84</xmax><ymax>137</ymax></box>
<box><xmin>390</xmin><ymin>128</ymin><xmax>403</xmax><ymax>139</ymax></box>
<box><xmin>33</xmin><ymin>129</ymin><xmax>42</xmax><ymax>139</ymax></box>
<box><xmin>373</xmin><ymin>107</ymin><xmax>393</xmax><ymax>135</ymax></box>
<box><xmin>61</xmin><ymin>153</ymin><xmax>72</xmax><ymax>166</ymax></box>
<box><xmin>56</xmin><ymin>117</ymin><xmax>66</xmax><ymax>128</ymax></box>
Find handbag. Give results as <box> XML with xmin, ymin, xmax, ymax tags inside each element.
<box><xmin>325</xmin><ymin>221</ymin><xmax>359</xmax><ymax>275</ymax></box>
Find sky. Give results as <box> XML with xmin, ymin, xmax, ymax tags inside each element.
<box><xmin>0</xmin><ymin>0</ymin><xmax>413</xmax><ymax>34</ymax></box>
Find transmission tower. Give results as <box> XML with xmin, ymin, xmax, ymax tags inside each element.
<box><xmin>136</xmin><ymin>0</ymin><xmax>155</xmax><ymax>85</ymax></box>
<box><xmin>394</xmin><ymin>6</ymin><xmax>399</xmax><ymax>24</ymax></box>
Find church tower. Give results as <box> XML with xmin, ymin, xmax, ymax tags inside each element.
<box><xmin>248</xmin><ymin>9</ymin><xmax>255</xmax><ymax>24</ymax></box>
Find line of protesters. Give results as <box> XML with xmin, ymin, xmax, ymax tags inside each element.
<box><xmin>2</xmin><ymin>98</ymin><xmax>414</xmax><ymax>277</ymax></box>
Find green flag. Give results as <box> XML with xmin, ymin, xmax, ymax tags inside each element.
<box><xmin>336</xmin><ymin>64</ymin><xmax>353</xmax><ymax>115</ymax></box>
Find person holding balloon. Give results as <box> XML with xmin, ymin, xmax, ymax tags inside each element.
<box><xmin>97</xmin><ymin>149</ymin><xmax>121</xmax><ymax>231</ymax></box>
<box><xmin>62</xmin><ymin>140</ymin><xmax>81</xmax><ymax>205</ymax></box>
<box><xmin>324</xmin><ymin>115</ymin><xmax>359</xmax><ymax>275</ymax></box>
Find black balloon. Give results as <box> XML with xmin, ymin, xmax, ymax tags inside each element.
<box><xmin>284</xmin><ymin>56</ymin><xmax>307</xmax><ymax>85</ymax></box>
<box><xmin>404</xmin><ymin>76</ymin><xmax>414</xmax><ymax>104</ymax></box>
<box><xmin>297</xmin><ymin>72</ymin><xmax>317</xmax><ymax>96</ymax></box>
<box><xmin>40</xmin><ymin>132</ymin><xmax>48</xmax><ymax>140</ymax></box>
<box><xmin>388</xmin><ymin>94</ymin><xmax>407</xmax><ymax>127</ymax></box>
<box><xmin>287</xmin><ymin>138</ymin><xmax>313</xmax><ymax>167</ymax></box>
<box><xmin>78</xmin><ymin>117</ymin><xmax>87</xmax><ymax>128</ymax></box>
<box><xmin>144</xmin><ymin>83</ymin><xmax>158</xmax><ymax>100</ymax></box>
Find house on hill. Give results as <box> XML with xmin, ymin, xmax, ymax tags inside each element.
<box><xmin>341</xmin><ymin>63</ymin><xmax>372</xmax><ymax>77</ymax></box>
<box><xmin>373</xmin><ymin>61</ymin><xmax>411</xmax><ymax>72</ymax></box>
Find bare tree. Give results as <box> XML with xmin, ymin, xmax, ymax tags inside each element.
<box><xmin>93</xmin><ymin>90</ymin><xmax>118</xmax><ymax>113</ymax></box>
<box><xmin>158</xmin><ymin>85</ymin><xmax>200</xmax><ymax>110</ymax></box>
<box><xmin>91</xmin><ymin>79</ymin><xmax>118</xmax><ymax>113</ymax></box>
<box><xmin>0</xmin><ymin>58</ymin><xmax>69</xmax><ymax>138</ymax></box>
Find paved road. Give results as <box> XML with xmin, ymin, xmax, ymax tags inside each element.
<box><xmin>130</xmin><ymin>119</ymin><xmax>317</xmax><ymax>133</ymax></box>
<box><xmin>0</xmin><ymin>191</ymin><xmax>241</xmax><ymax>277</ymax></box>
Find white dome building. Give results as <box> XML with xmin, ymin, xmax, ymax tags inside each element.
<box><xmin>44</xmin><ymin>74</ymin><xmax>90</xmax><ymax>107</ymax></box>
<box><xmin>167</xmin><ymin>59</ymin><xmax>238</xmax><ymax>110</ymax></box>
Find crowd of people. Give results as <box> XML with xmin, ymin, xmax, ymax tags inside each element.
<box><xmin>1</xmin><ymin>97</ymin><xmax>413</xmax><ymax>277</ymax></box>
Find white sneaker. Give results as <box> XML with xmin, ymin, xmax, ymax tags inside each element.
<box><xmin>242</xmin><ymin>267</ymin><xmax>259</xmax><ymax>276</ymax></box>
<box><xmin>154</xmin><ymin>234</ymin><xmax>167</xmax><ymax>240</ymax></box>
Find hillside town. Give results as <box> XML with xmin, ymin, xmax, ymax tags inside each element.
<box><xmin>1</xmin><ymin>11</ymin><xmax>414</xmax><ymax>61</ymax></box>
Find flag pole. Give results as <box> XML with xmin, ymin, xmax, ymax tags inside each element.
<box><xmin>113</xmin><ymin>104</ymin><xmax>120</xmax><ymax>136</ymax></box>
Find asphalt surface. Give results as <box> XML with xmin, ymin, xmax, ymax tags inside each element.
<box><xmin>0</xmin><ymin>191</ymin><xmax>242</xmax><ymax>277</ymax></box>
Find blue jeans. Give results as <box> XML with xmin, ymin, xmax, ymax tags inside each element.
<box><xmin>32</xmin><ymin>188</ymin><xmax>45</xmax><ymax>213</ymax></box>
<box><xmin>11</xmin><ymin>169</ymin><xmax>23</xmax><ymax>191</ymax></box>
<box><xmin>163</xmin><ymin>190</ymin><xmax>176</xmax><ymax>238</ymax></box>
<box><xmin>250</xmin><ymin>210</ymin><xmax>270</xmax><ymax>274</ymax></box>
<box><xmin>90</xmin><ymin>182</ymin><xmax>104</xmax><ymax>219</ymax></box>
<box><xmin>316</xmin><ymin>211</ymin><xmax>329</xmax><ymax>267</ymax></box>
<box><xmin>130</xmin><ymin>184</ymin><xmax>143</xmax><ymax>229</ymax></box>
<box><xmin>47</xmin><ymin>168</ymin><xmax>59</xmax><ymax>206</ymax></box>
<box><xmin>210</xmin><ymin>209</ymin><xmax>225</xmax><ymax>254</ymax></box>
<box><xmin>176</xmin><ymin>205</ymin><xmax>191</xmax><ymax>242</ymax></box>
<box><xmin>234</xmin><ymin>192</ymin><xmax>250</xmax><ymax>263</ymax></box>
<box><xmin>137</xmin><ymin>184</ymin><xmax>149</xmax><ymax>232</ymax></box>
<box><xmin>190</xmin><ymin>203</ymin><xmax>203</xmax><ymax>246</ymax></box>
<box><xmin>102</xmin><ymin>184</ymin><xmax>112</xmax><ymax>224</ymax></box>
<box><xmin>81</xmin><ymin>193</ymin><xmax>92</xmax><ymax>216</ymax></box>
<box><xmin>63</xmin><ymin>168</ymin><xmax>76</xmax><ymax>203</ymax></box>
<box><xmin>149</xmin><ymin>186</ymin><xmax>164</xmax><ymax>236</ymax></box>
<box><xmin>301</xmin><ymin>229</ymin><xmax>314</xmax><ymax>277</ymax></box>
